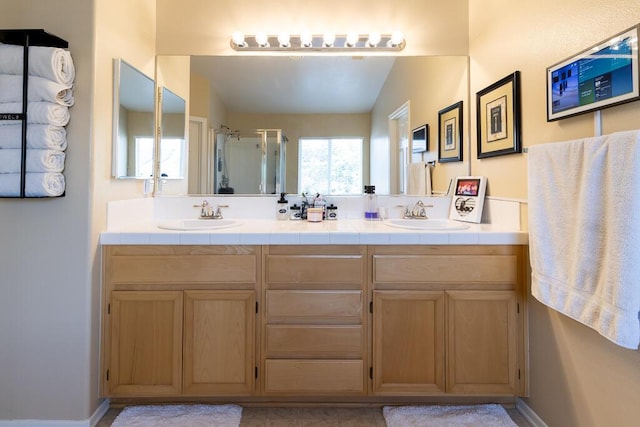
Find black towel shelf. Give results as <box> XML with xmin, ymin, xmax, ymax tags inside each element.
<box><xmin>0</xmin><ymin>29</ymin><xmax>69</xmax><ymax>198</ymax></box>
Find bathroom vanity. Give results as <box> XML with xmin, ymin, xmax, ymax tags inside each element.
<box><xmin>101</xmin><ymin>234</ymin><xmax>528</xmax><ymax>403</ymax></box>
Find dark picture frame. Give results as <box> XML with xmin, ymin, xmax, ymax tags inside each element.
<box><xmin>411</xmin><ymin>124</ymin><xmax>429</xmax><ymax>153</ymax></box>
<box><xmin>438</xmin><ymin>101</ymin><xmax>463</xmax><ymax>163</ymax></box>
<box><xmin>476</xmin><ymin>71</ymin><xmax>521</xmax><ymax>159</ymax></box>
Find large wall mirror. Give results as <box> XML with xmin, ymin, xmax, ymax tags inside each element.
<box><xmin>156</xmin><ymin>54</ymin><xmax>470</xmax><ymax>196</ymax></box>
<box><xmin>112</xmin><ymin>59</ymin><xmax>155</xmax><ymax>179</ymax></box>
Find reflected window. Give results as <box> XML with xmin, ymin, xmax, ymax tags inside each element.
<box><xmin>134</xmin><ymin>137</ymin><xmax>154</xmax><ymax>177</ymax></box>
<box><xmin>298</xmin><ymin>137</ymin><xmax>363</xmax><ymax>195</ymax></box>
<box><xmin>159</xmin><ymin>138</ymin><xmax>185</xmax><ymax>178</ymax></box>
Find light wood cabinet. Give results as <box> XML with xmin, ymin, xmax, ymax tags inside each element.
<box><xmin>370</xmin><ymin>245</ymin><xmax>527</xmax><ymax>397</ymax></box>
<box><xmin>262</xmin><ymin>245</ymin><xmax>367</xmax><ymax>396</ymax></box>
<box><xmin>102</xmin><ymin>243</ymin><xmax>527</xmax><ymax>401</ymax></box>
<box><xmin>108</xmin><ymin>291</ymin><xmax>183</xmax><ymax>396</ymax></box>
<box><xmin>102</xmin><ymin>245</ymin><xmax>259</xmax><ymax>398</ymax></box>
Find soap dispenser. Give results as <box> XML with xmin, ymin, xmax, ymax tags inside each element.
<box><xmin>364</xmin><ymin>185</ymin><xmax>379</xmax><ymax>220</ymax></box>
<box><xmin>276</xmin><ymin>193</ymin><xmax>289</xmax><ymax>220</ymax></box>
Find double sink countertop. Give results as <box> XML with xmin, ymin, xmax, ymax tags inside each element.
<box><xmin>101</xmin><ymin>196</ymin><xmax>528</xmax><ymax>245</ymax></box>
<box><xmin>100</xmin><ymin>218</ymin><xmax>528</xmax><ymax>246</ymax></box>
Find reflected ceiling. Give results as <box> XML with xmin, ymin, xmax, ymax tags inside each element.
<box><xmin>190</xmin><ymin>56</ymin><xmax>397</xmax><ymax>114</ymax></box>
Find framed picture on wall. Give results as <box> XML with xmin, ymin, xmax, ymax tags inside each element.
<box><xmin>438</xmin><ymin>101</ymin><xmax>463</xmax><ymax>162</ymax></box>
<box><xmin>476</xmin><ymin>71</ymin><xmax>521</xmax><ymax>158</ymax></box>
<box><xmin>411</xmin><ymin>124</ymin><xmax>429</xmax><ymax>153</ymax></box>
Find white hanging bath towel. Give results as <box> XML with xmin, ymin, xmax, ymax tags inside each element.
<box><xmin>0</xmin><ymin>44</ymin><xmax>75</xmax><ymax>85</ymax></box>
<box><xmin>0</xmin><ymin>172</ymin><xmax>65</xmax><ymax>197</ymax></box>
<box><xmin>0</xmin><ymin>148</ymin><xmax>65</xmax><ymax>173</ymax></box>
<box><xmin>0</xmin><ymin>124</ymin><xmax>67</xmax><ymax>150</ymax></box>
<box><xmin>528</xmin><ymin>129</ymin><xmax>640</xmax><ymax>349</ymax></box>
<box><xmin>0</xmin><ymin>101</ymin><xmax>70</xmax><ymax>126</ymax></box>
<box><xmin>407</xmin><ymin>161</ymin><xmax>433</xmax><ymax>196</ymax></box>
<box><xmin>0</xmin><ymin>74</ymin><xmax>73</xmax><ymax>106</ymax></box>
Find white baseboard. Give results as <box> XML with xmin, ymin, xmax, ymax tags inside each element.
<box><xmin>516</xmin><ymin>398</ymin><xmax>549</xmax><ymax>427</ymax></box>
<box><xmin>0</xmin><ymin>399</ymin><xmax>110</xmax><ymax>427</ymax></box>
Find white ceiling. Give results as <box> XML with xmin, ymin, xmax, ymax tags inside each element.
<box><xmin>190</xmin><ymin>55</ymin><xmax>397</xmax><ymax>114</ymax></box>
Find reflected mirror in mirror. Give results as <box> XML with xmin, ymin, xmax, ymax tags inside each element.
<box><xmin>112</xmin><ymin>59</ymin><xmax>155</xmax><ymax>179</ymax></box>
<box><xmin>167</xmin><ymin>54</ymin><xmax>469</xmax><ymax>195</ymax></box>
<box><xmin>159</xmin><ymin>87</ymin><xmax>186</xmax><ymax>180</ymax></box>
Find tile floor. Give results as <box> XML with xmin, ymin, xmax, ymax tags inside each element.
<box><xmin>97</xmin><ymin>404</ymin><xmax>532</xmax><ymax>426</ymax></box>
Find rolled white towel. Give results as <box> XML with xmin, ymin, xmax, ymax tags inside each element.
<box><xmin>0</xmin><ymin>44</ymin><xmax>75</xmax><ymax>85</ymax></box>
<box><xmin>0</xmin><ymin>74</ymin><xmax>73</xmax><ymax>106</ymax></box>
<box><xmin>0</xmin><ymin>124</ymin><xmax>67</xmax><ymax>150</ymax></box>
<box><xmin>0</xmin><ymin>102</ymin><xmax>70</xmax><ymax>126</ymax></box>
<box><xmin>0</xmin><ymin>172</ymin><xmax>65</xmax><ymax>197</ymax></box>
<box><xmin>0</xmin><ymin>148</ymin><xmax>65</xmax><ymax>173</ymax></box>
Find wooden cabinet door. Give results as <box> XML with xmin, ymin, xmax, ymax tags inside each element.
<box><xmin>447</xmin><ymin>290</ymin><xmax>518</xmax><ymax>394</ymax></box>
<box><xmin>183</xmin><ymin>290</ymin><xmax>255</xmax><ymax>395</ymax></box>
<box><xmin>108</xmin><ymin>291</ymin><xmax>183</xmax><ymax>396</ymax></box>
<box><xmin>372</xmin><ymin>290</ymin><xmax>445</xmax><ymax>394</ymax></box>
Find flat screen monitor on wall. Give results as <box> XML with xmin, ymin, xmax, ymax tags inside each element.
<box><xmin>546</xmin><ymin>24</ymin><xmax>639</xmax><ymax>121</ymax></box>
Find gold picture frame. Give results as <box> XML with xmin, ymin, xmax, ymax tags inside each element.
<box><xmin>476</xmin><ymin>71</ymin><xmax>521</xmax><ymax>158</ymax></box>
<box><xmin>438</xmin><ymin>100</ymin><xmax>463</xmax><ymax>163</ymax></box>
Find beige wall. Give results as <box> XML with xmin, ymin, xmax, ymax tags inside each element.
<box><xmin>0</xmin><ymin>0</ymin><xmax>156</xmax><ymax>422</ymax></box>
<box><xmin>371</xmin><ymin>56</ymin><xmax>470</xmax><ymax>193</ymax></box>
<box><xmin>469</xmin><ymin>1</ymin><xmax>640</xmax><ymax>426</ymax></box>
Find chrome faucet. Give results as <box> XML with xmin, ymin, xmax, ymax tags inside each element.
<box><xmin>194</xmin><ymin>200</ymin><xmax>226</xmax><ymax>219</ymax></box>
<box><xmin>403</xmin><ymin>200</ymin><xmax>434</xmax><ymax>219</ymax></box>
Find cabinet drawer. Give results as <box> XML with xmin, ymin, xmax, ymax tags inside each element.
<box><xmin>373</xmin><ymin>255</ymin><xmax>518</xmax><ymax>284</ymax></box>
<box><xmin>264</xmin><ymin>359</ymin><xmax>364</xmax><ymax>394</ymax></box>
<box><xmin>109</xmin><ymin>254</ymin><xmax>257</xmax><ymax>284</ymax></box>
<box><xmin>266</xmin><ymin>290</ymin><xmax>363</xmax><ymax>323</ymax></box>
<box><xmin>266</xmin><ymin>325</ymin><xmax>363</xmax><ymax>358</ymax></box>
<box><xmin>266</xmin><ymin>255</ymin><xmax>363</xmax><ymax>284</ymax></box>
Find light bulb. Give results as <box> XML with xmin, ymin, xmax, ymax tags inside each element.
<box><xmin>323</xmin><ymin>32</ymin><xmax>336</xmax><ymax>47</ymax></box>
<box><xmin>231</xmin><ymin>31</ymin><xmax>246</xmax><ymax>47</ymax></box>
<box><xmin>367</xmin><ymin>32</ymin><xmax>381</xmax><ymax>47</ymax></box>
<box><xmin>277</xmin><ymin>32</ymin><xmax>291</xmax><ymax>48</ymax></box>
<box><xmin>255</xmin><ymin>32</ymin><xmax>269</xmax><ymax>47</ymax></box>
<box><xmin>300</xmin><ymin>31</ymin><xmax>313</xmax><ymax>47</ymax></box>
<box><xmin>389</xmin><ymin>31</ymin><xmax>404</xmax><ymax>47</ymax></box>
<box><xmin>345</xmin><ymin>32</ymin><xmax>359</xmax><ymax>47</ymax></box>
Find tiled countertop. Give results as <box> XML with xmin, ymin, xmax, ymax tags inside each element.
<box><xmin>100</xmin><ymin>218</ymin><xmax>528</xmax><ymax>246</ymax></box>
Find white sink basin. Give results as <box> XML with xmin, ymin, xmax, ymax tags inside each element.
<box><xmin>157</xmin><ymin>219</ymin><xmax>242</xmax><ymax>231</ymax></box>
<box><xmin>384</xmin><ymin>218</ymin><xmax>470</xmax><ymax>230</ymax></box>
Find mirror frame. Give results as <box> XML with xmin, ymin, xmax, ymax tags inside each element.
<box><xmin>112</xmin><ymin>58</ymin><xmax>156</xmax><ymax>179</ymax></box>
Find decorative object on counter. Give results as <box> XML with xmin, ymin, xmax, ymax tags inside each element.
<box><xmin>476</xmin><ymin>71</ymin><xmax>522</xmax><ymax>158</ymax></box>
<box><xmin>276</xmin><ymin>192</ymin><xmax>289</xmax><ymax>220</ymax></box>
<box><xmin>289</xmin><ymin>203</ymin><xmax>302</xmax><ymax>220</ymax></box>
<box><xmin>364</xmin><ymin>184</ymin><xmax>379</xmax><ymax>220</ymax></box>
<box><xmin>326</xmin><ymin>203</ymin><xmax>338</xmax><ymax>220</ymax></box>
<box><xmin>0</xmin><ymin>29</ymin><xmax>73</xmax><ymax>198</ymax></box>
<box><xmin>307</xmin><ymin>207</ymin><xmax>323</xmax><ymax>222</ymax></box>
<box><xmin>437</xmin><ymin>100</ymin><xmax>463</xmax><ymax>163</ymax></box>
<box><xmin>448</xmin><ymin>176</ymin><xmax>487</xmax><ymax>223</ymax></box>
<box><xmin>313</xmin><ymin>192</ymin><xmax>327</xmax><ymax>219</ymax></box>
<box><xmin>546</xmin><ymin>24</ymin><xmax>639</xmax><ymax>122</ymax></box>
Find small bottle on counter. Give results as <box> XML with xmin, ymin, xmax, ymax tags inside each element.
<box><xmin>326</xmin><ymin>204</ymin><xmax>338</xmax><ymax>220</ymax></box>
<box><xmin>364</xmin><ymin>185</ymin><xmax>379</xmax><ymax>220</ymax></box>
<box><xmin>289</xmin><ymin>204</ymin><xmax>302</xmax><ymax>220</ymax></box>
<box><xmin>276</xmin><ymin>193</ymin><xmax>289</xmax><ymax>220</ymax></box>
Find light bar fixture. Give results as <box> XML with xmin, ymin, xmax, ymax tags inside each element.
<box><xmin>230</xmin><ymin>32</ymin><xmax>405</xmax><ymax>52</ymax></box>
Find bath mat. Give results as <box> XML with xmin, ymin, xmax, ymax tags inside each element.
<box><xmin>383</xmin><ymin>404</ymin><xmax>517</xmax><ymax>427</ymax></box>
<box><xmin>111</xmin><ymin>404</ymin><xmax>242</xmax><ymax>427</ymax></box>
